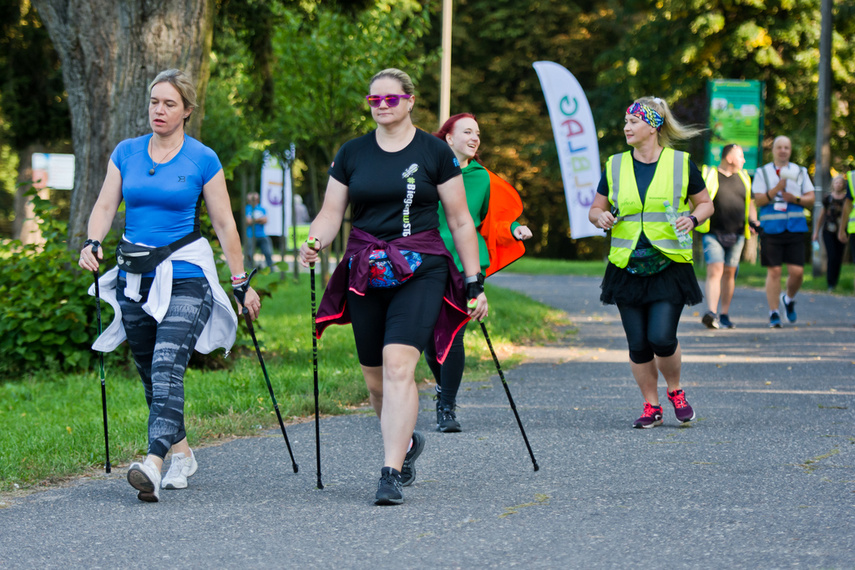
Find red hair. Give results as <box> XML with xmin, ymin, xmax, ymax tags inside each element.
<box><xmin>434</xmin><ymin>113</ymin><xmax>480</xmax><ymax>164</ymax></box>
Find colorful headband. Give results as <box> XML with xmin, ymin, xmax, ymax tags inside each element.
<box><xmin>627</xmin><ymin>102</ymin><xmax>664</xmax><ymax>130</ymax></box>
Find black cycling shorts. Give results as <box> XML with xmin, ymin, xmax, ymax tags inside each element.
<box><xmin>347</xmin><ymin>254</ymin><xmax>448</xmax><ymax>367</ymax></box>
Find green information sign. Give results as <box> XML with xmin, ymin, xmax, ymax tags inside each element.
<box><xmin>706</xmin><ymin>80</ymin><xmax>765</xmax><ymax>174</ymax></box>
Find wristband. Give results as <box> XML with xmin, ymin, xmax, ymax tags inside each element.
<box><xmin>689</xmin><ymin>215</ymin><xmax>699</xmax><ymax>228</ymax></box>
<box><xmin>766</xmin><ymin>190</ymin><xmax>773</xmax><ymax>201</ymax></box>
<box><xmin>465</xmin><ymin>273</ymin><xmax>485</xmax><ymax>300</ymax></box>
<box><xmin>231</xmin><ymin>272</ymin><xmax>249</xmax><ymax>284</ymax></box>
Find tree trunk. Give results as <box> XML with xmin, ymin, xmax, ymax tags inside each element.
<box><xmin>31</xmin><ymin>0</ymin><xmax>215</xmax><ymax>248</ymax></box>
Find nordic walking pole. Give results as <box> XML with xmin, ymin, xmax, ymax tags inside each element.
<box><xmin>307</xmin><ymin>237</ymin><xmax>323</xmax><ymax>489</ymax></box>
<box><xmin>90</xmin><ymin>242</ymin><xmax>111</xmax><ymax>474</ymax></box>
<box><xmin>236</xmin><ymin>269</ymin><xmax>299</xmax><ymax>473</ymax></box>
<box><xmin>471</xmin><ymin>301</ymin><xmax>539</xmax><ymax>471</ymax></box>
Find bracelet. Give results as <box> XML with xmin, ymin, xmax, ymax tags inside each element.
<box><xmin>766</xmin><ymin>191</ymin><xmax>773</xmax><ymax>201</ymax></box>
<box><xmin>689</xmin><ymin>215</ymin><xmax>699</xmax><ymax>228</ymax></box>
<box><xmin>231</xmin><ymin>272</ymin><xmax>249</xmax><ymax>284</ymax></box>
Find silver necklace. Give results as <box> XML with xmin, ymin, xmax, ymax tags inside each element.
<box><xmin>148</xmin><ymin>136</ymin><xmax>184</xmax><ymax>175</ymax></box>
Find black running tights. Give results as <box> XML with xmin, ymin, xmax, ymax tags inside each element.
<box><xmin>616</xmin><ymin>300</ymin><xmax>683</xmax><ymax>364</ymax></box>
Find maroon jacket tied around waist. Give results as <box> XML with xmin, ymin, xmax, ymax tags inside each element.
<box><xmin>315</xmin><ymin>227</ymin><xmax>470</xmax><ymax>364</ymax></box>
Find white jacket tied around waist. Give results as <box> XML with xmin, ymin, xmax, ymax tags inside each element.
<box><xmin>87</xmin><ymin>237</ymin><xmax>238</xmax><ymax>354</ymax></box>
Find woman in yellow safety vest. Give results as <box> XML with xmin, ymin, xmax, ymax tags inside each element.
<box><xmin>588</xmin><ymin>97</ymin><xmax>714</xmax><ymax>429</ymax></box>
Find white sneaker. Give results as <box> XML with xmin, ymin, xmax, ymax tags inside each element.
<box><xmin>127</xmin><ymin>458</ymin><xmax>161</xmax><ymax>502</ymax></box>
<box><xmin>161</xmin><ymin>450</ymin><xmax>198</xmax><ymax>490</ymax></box>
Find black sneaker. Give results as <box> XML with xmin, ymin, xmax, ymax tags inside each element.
<box><xmin>780</xmin><ymin>293</ymin><xmax>797</xmax><ymax>323</ymax></box>
<box><xmin>769</xmin><ymin>312</ymin><xmax>782</xmax><ymax>328</ymax></box>
<box><xmin>399</xmin><ymin>430</ymin><xmax>424</xmax><ymax>487</ymax></box>
<box><xmin>701</xmin><ymin>311</ymin><xmax>719</xmax><ymax>329</ymax></box>
<box><xmin>374</xmin><ymin>467</ymin><xmax>403</xmax><ymax>506</ymax></box>
<box><xmin>437</xmin><ymin>403</ymin><xmax>461</xmax><ymax>433</ymax></box>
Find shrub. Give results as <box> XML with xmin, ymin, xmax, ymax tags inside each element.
<box><xmin>0</xmin><ymin>195</ymin><xmax>117</xmax><ymax>377</ymax></box>
<box><xmin>0</xmin><ymin>193</ymin><xmax>276</xmax><ymax>379</ymax></box>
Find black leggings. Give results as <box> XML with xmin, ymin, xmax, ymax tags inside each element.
<box><xmin>347</xmin><ymin>255</ymin><xmax>448</xmax><ymax>367</ymax></box>
<box><xmin>424</xmin><ymin>321</ymin><xmax>467</xmax><ymax>407</ymax></box>
<box><xmin>616</xmin><ymin>301</ymin><xmax>683</xmax><ymax>364</ymax></box>
<box><xmin>822</xmin><ymin>229</ymin><xmax>846</xmax><ymax>288</ymax></box>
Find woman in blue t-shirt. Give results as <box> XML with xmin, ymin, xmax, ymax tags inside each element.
<box><xmin>78</xmin><ymin>69</ymin><xmax>260</xmax><ymax>503</ymax></box>
<box><xmin>299</xmin><ymin>69</ymin><xmax>488</xmax><ymax>506</ymax></box>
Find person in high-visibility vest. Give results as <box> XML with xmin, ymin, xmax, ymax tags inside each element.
<box><xmin>752</xmin><ymin>136</ymin><xmax>815</xmax><ymax>328</ymax></box>
<box><xmin>836</xmin><ymin>170</ymin><xmax>855</xmax><ymax>291</ymax></box>
<box><xmin>588</xmin><ymin>97</ymin><xmax>714</xmax><ymax>429</ymax></box>
<box><xmin>698</xmin><ymin>144</ymin><xmax>758</xmax><ymax>329</ymax></box>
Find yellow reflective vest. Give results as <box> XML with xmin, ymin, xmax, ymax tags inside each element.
<box><xmin>606</xmin><ymin>148</ymin><xmax>693</xmax><ymax>269</ymax></box>
<box><xmin>698</xmin><ymin>166</ymin><xmax>752</xmax><ymax>238</ymax></box>
<box><xmin>848</xmin><ymin>171</ymin><xmax>855</xmax><ymax>234</ymax></box>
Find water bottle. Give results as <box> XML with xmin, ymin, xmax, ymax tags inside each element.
<box><xmin>663</xmin><ymin>201</ymin><xmax>693</xmax><ymax>248</ymax></box>
<box><xmin>812</xmin><ymin>239</ymin><xmax>820</xmax><ymax>259</ymax></box>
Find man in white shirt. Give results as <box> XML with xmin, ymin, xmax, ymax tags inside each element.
<box><xmin>752</xmin><ymin>136</ymin><xmax>815</xmax><ymax>328</ymax></box>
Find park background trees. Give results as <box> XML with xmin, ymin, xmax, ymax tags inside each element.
<box><xmin>1</xmin><ymin>0</ymin><xmax>854</xmax><ymax>255</ymax></box>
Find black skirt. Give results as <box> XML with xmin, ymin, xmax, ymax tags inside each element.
<box><xmin>600</xmin><ymin>260</ymin><xmax>703</xmax><ymax>306</ymax></box>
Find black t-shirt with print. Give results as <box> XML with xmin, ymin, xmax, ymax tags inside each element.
<box><xmin>329</xmin><ymin>128</ymin><xmax>462</xmax><ymax>242</ymax></box>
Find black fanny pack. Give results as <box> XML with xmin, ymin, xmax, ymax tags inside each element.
<box><xmin>116</xmin><ymin>231</ymin><xmax>201</xmax><ymax>273</ymax></box>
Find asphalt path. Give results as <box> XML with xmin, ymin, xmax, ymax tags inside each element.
<box><xmin>1</xmin><ymin>273</ymin><xmax>854</xmax><ymax>568</ymax></box>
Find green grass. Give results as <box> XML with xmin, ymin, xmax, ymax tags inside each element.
<box><xmin>0</xmin><ymin>271</ymin><xmax>567</xmax><ymax>492</ymax></box>
<box><xmin>507</xmin><ymin>256</ymin><xmax>855</xmax><ymax>294</ymax></box>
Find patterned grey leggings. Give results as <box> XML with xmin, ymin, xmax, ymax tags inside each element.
<box><xmin>118</xmin><ymin>276</ymin><xmax>213</xmax><ymax>458</ymax></box>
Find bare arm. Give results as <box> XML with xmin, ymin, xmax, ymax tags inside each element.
<box><xmin>203</xmin><ymin>170</ymin><xmax>261</xmax><ymax>320</ymax></box>
<box><xmin>782</xmin><ymin>190</ymin><xmax>814</xmax><ymax>210</ymax></box>
<box><xmin>299</xmin><ymin>176</ymin><xmax>349</xmax><ymax>267</ymax></box>
<box><xmin>673</xmin><ymin>189</ymin><xmax>714</xmax><ymax>233</ymax></box>
<box><xmin>748</xmin><ymin>199</ymin><xmax>759</xmax><ymax>234</ymax></box>
<box><xmin>838</xmin><ymin>198</ymin><xmax>852</xmax><ymax>244</ymax></box>
<box><xmin>78</xmin><ymin>162</ymin><xmax>123</xmax><ymax>271</ymax></box>
<box><xmin>754</xmin><ymin>178</ymin><xmax>787</xmax><ymax>207</ymax></box>
<box><xmin>438</xmin><ymin>174</ymin><xmax>488</xmax><ymax>321</ymax></box>
<box><xmin>813</xmin><ymin>207</ymin><xmax>825</xmax><ymax>241</ymax></box>
<box><xmin>588</xmin><ymin>192</ymin><xmax>614</xmax><ymax>230</ymax></box>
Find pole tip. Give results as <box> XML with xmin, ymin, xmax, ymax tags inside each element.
<box><xmin>293</xmin><ymin>464</ymin><xmax>299</xmax><ymax>473</ymax></box>
<box><xmin>533</xmin><ymin>463</ymin><xmax>540</xmax><ymax>472</ymax></box>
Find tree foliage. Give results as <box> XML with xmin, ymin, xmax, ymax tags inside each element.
<box><xmin>593</xmin><ymin>0</ymin><xmax>855</xmax><ymax>168</ymax></box>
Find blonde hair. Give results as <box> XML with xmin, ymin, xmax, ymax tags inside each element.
<box><xmin>148</xmin><ymin>69</ymin><xmax>197</xmax><ymax>125</ymax></box>
<box><xmin>635</xmin><ymin>96</ymin><xmax>704</xmax><ymax>149</ymax></box>
<box><xmin>369</xmin><ymin>68</ymin><xmax>415</xmax><ymax>95</ymax></box>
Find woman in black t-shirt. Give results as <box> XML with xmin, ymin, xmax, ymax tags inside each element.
<box><xmin>813</xmin><ymin>174</ymin><xmax>848</xmax><ymax>291</ymax></box>
<box><xmin>299</xmin><ymin>69</ymin><xmax>488</xmax><ymax>506</ymax></box>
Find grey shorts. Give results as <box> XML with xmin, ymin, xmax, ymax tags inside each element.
<box><xmin>703</xmin><ymin>233</ymin><xmax>745</xmax><ymax>267</ymax></box>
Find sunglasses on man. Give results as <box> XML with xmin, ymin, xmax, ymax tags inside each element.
<box><xmin>365</xmin><ymin>94</ymin><xmax>412</xmax><ymax>108</ymax></box>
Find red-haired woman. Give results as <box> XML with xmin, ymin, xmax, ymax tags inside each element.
<box><xmin>424</xmin><ymin>113</ymin><xmax>532</xmax><ymax>432</ymax></box>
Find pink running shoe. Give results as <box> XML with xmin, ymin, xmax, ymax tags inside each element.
<box><xmin>633</xmin><ymin>402</ymin><xmax>663</xmax><ymax>429</ymax></box>
<box><xmin>667</xmin><ymin>389</ymin><xmax>696</xmax><ymax>422</ymax></box>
